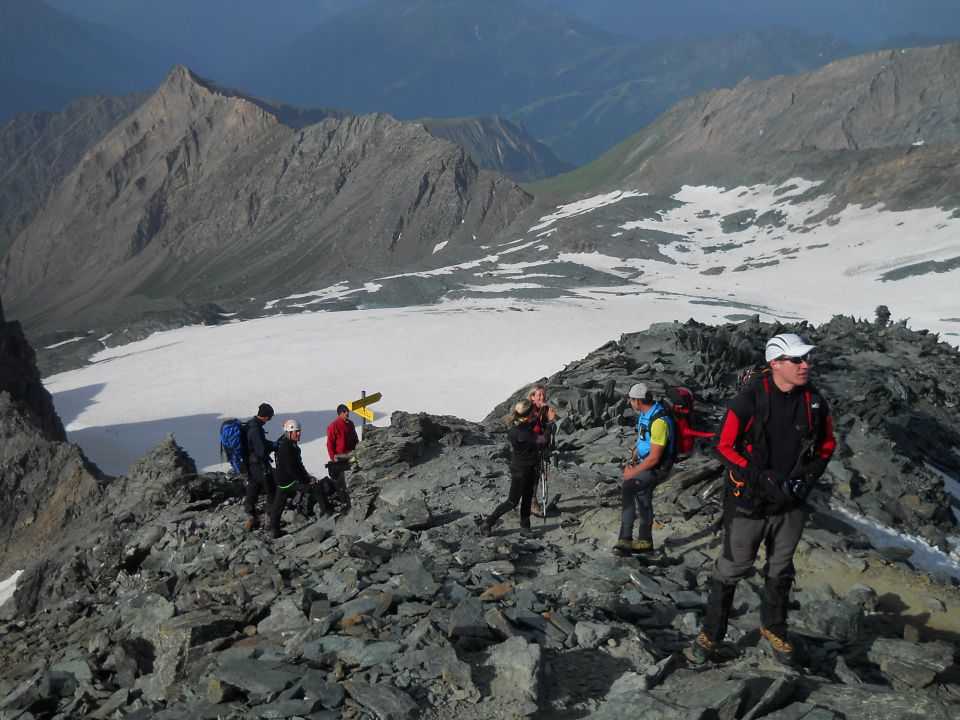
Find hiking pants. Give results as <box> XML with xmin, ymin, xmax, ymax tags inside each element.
<box><xmin>269</xmin><ymin>483</ymin><xmax>299</xmax><ymax>533</ymax></box>
<box><xmin>703</xmin><ymin>506</ymin><xmax>807</xmax><ymax>640</ymax></box>
<box><xmin>244</xmin><ymin>463</ymin><xmax>275</xmax><ymax>516</ymax></box>
<box><xmin>305</xmin><ymin>477</ymin><xmax>335</xmax><ymax>516</ymax></box>
<box><xmin>487</xmin><ymin>464</ymin><xmax>538</xmax><ymax>528</ymax></box>
<box><xmin>619</xmin><ymin>468</ymin><xmax>662</xmax><ymax>543</ymax></box>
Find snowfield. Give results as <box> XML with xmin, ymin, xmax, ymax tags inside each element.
<box><xmin>45</xmin><ymin>180</ymin><xmax>960</xmax><ymax>476</ymax></box>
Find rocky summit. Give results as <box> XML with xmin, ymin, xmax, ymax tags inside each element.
<box><xmin>1</xmin><ymin>313</ymin><xmax>959</xmax><ymax>719</ymax></box>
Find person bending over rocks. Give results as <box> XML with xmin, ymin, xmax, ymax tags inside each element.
<box><xmin>269</xmin><ymin>419</ymin><xmax>330</xmax><ymax>539</ymax></box>
<box><xmin>686</xmin><ymin>332</ymin><xmax>836</xmax><ymax>666</ymax></box>
<box><xmin>482</xmin><ymin>399</ymin><xmax>547</xmax><ymax>538</ymax></box>
<box><xmin>244</xmin><ymin>403</ymin><xmax>278</xmax><ymax>532</ymax></box>
<box><xmin>615</xmin><ymin>383</ymin><xmax>674</xmax><ymax>555</ymax></box>
<box><xmin>526</xmin><ymin>384</ymin><xmax>556</xmax><ymax>517</ymax></box>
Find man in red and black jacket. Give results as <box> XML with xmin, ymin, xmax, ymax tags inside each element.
<box><xmin>686</xmin><ymin>333</ymin><xmax>836</xmax><ymax>666</ymax></box>
<box><xmin>326</xmin><ymin>404</ymin><xmax>359</xmax><ymax>508</ymax></box>
<box><xmin>326</xmin><ymin>404</ymin><xmax>359</xmax><ymax>461</ymax></box>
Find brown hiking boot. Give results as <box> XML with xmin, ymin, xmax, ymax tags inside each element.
<box><xmin>244</xmin><ymin>515</ymin><xmax>257</xmax><ymax>531</ymax></box>
<box><xmin>631</xmin><ymin>539</ymin><xmax>654</xmax><ymax>553</ymax></box>
<box><xmin>760</xmin><ymin>626</ymin><xmax>796</xmax><ymax>665</ymax></box>
<box><xmin>613</xmin><ymin>538</ymin><xmax>631</xmax><ymax>553</ymax></box>
<box><xmin>530</xmin><ymin>497</ymin><xmax>543</xmax><ymax>518</ymax></box>
<box><xmin>684</xmin><ymin>632</ymin><xmax>720</xmax><ymax>665</ymax></box>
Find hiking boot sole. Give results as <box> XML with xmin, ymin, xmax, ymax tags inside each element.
<box><xmin>683</xmin><ymin>646</ymin><xmax>712</xmax><ymax>665</ymax></box>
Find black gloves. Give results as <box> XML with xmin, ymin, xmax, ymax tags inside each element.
<box><xmin>786</xmin><ymin>473</ymin><xmax>817</xmax><ymax>500</ymax></box>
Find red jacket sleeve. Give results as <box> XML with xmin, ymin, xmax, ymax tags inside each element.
<box><xmin>326</xmin><ymin>422</ymin><xmax>340</xmax><ymax>461</ymax></box>
<box><xmin>715</xmin><ymin>407</ymin><xmax>749</xmax><ymax>470</ymax></box>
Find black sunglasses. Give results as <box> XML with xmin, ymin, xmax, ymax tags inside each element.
<box><xmin>776</xmin><ymin>353</ymin><xmax>811</xmax><ymax>364</ymax></box>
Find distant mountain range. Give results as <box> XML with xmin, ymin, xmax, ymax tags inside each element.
<box><xmin>3</xmin><ymin>44</ymin><xmax>960</xmax><ymax>354</ymax></box>
<box><xmin>238</xmin><ymin>0</ymin><xmax>863</xmax><ymax>164</ymax></box>
<box><xmin>523</xmin><ymin>0</ymin><xmax>960</xmax><ymax>44</ymax></box>
<box><xmin>0</xmin><ymin>0</ymin><xmax>169</xmax><ymax>124</ymax></box>
<box><xmin>6</xmin><ymin>0</ymin><xmax>958</xmax><ymax>166</ymax></box>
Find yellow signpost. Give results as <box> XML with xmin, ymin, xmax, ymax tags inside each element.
<box><xmin>349</xmin><ymin>392</ymin><xmax>381</xmax><ymax>409</ymax></box>
<box><xmin>347</xmin><ymin>392</ymin><xmax>381</xmax><ymax>423</ymax></box>
<box><xmin>350</xmin><ymin>406</ymin><xmax>374</xmax><ymax>422</ymax></box>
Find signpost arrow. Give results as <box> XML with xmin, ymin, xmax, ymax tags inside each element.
<box><xmin>348</xmin><ymin>392</ymin><xmax>382</xmax><ymax>410</ymax></box>
<box><xmin>346</xmin><ymin>391</ymin><xmax>381</xmax><ymax>424</ymax></box>
<box><xmin>351</xmin><ymin>406</ymin><xmax>374</xmax><ymax>422</ymax></box>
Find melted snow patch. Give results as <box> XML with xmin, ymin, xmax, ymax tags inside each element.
<box><xmin>264</xmin><ymin>282</ymin><xmax>355</xmax><ymax>309</ymax></box>
<box><xmin>827</xmin><ymin>501</ymin><xmax>960</xmax><ymax>580</ymax></box>
<box><xmin>45</xmin><ymin>336</ymin><xmax>87</xmax><ymax>350</ymax></box>
<box><xmin>530</xmin><ymin>190</ymin><xmax>646</xmax><ymax>232</ymax></box>
<box><xmin>0</xmin><ymin>570</ymin><xmax>23</xmax><ymax>607</ymax></box>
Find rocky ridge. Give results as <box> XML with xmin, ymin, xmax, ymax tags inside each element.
<box><xmin>0</xmin><ymin>66</ymin><xmax>532</xmax><ymax>333</ymax></box>
<box><xmin>1</xmin><ymin>313</ymin><xmax>959</xmax><ymax>718</ymax></box>
<box><xmin>420</xmin><ymin>115</ymin><xmax>571</xmax><ymax>182</ymax></box>
<box><xmin>561</xmin><ymin>43</ymin><xmax>960</xmax><ymax>213</ymax></box>
<box><xmin>0</xmin><ymin>91</ymin><xmax>148</xmax><ymax>259</ymax></box>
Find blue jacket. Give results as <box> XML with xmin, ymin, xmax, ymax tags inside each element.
<box><xmin>635</xmin><ymin>402</ymin><xmax>672</xmax><ymax>464</ymax></box>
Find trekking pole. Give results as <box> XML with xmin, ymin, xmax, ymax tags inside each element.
<box><xmin>541</xmin><ymin>454</ymin><xmax>548</xmax><ymax>526</ymax></box>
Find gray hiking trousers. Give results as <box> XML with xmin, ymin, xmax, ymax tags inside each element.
<box><xmin>712</xmin><ymin>506</ymin><xmax>807</xmax><ymax>584</ymax></box>
<box><xmin>618</xmin><ymin>468</ymin><xmax>664</xmax><ymax>544</ymax></box>
<box><xmin>702</xmin><ymin>506</ymin><xmax>808</xmax><ymax>639</ymax></box>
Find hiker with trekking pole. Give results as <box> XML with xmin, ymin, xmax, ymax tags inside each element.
<box><xmin>480</xmin><ymin>398</ymin><xmax>547</xmax><ymax>538</ymax></box>
<box><xmin>527</xmin><ymin>384</ymin><xmax>556</xmax><ymax>519</ymax></box>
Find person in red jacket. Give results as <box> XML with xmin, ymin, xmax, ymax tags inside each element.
<box><xmin>326</xmin><ymin>404</ymin><xmax>359</xmax><ymax>460</ymax></box>
<box><xmin>326</xmin><ymin>404</ymin><xmax>359</xmax><ymax>508</ymax></box>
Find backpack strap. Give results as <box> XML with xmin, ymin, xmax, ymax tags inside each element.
<box><xmin>647</xmin><ymin>406</ymin><xmax>675</xmax><ymax>471</ymax></box>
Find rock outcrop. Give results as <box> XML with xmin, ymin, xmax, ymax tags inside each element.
<box><xmin>0</xmin><ymin>296</ymin><xmax>103</xmax><ymax>575</ymax></box>
<box><xmin>0</xmin><ymin>314</ymin><xmax>958</xmax><ymax>718</ymax></box>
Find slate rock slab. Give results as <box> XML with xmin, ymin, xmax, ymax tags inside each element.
<box><xmin>488</xmin><ymin>635</ymin><xmax>542</xmax><ymax>704</ymax></box>
<box><xmin>865</xmin><ymin>638</ymin><xmax>955</xmax><ymax>689</ymax></box>
<box><xmin>593</xmin><ymin>672</ymin><xmax>706</xmax><ymax>719</ymax></box>
<box><xmin>343</xmin><ymin>679</ymin><xmax>418</xmax><ymax>719</ymax></box>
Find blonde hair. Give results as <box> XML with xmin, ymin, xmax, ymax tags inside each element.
<box><xmin>506</xmin><ymin>398</ymin><xmax>533</xmax><ymax>426</ymax></box>
<box><xmin>526</xmin><ymin>383</ymin><xmax>555</xmax><ymax>422</ymax></box>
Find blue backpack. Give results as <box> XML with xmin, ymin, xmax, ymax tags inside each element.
<box><xmin>219</xmin><ymin>418</ymin><xmax>248</xmax><ymax>475</ymax></box>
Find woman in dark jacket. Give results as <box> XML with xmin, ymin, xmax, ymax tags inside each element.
<box><xmin>526</xmin><ymin>384</ymin><xmax>555</xmax><ymax>517</ymax></box>
<box><xmin>481</xmin><ymin>399</ymin><xmax>546</xmax><ymax>537</ymax></box>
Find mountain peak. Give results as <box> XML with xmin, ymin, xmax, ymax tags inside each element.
<box><xmin>155</xmin><ymin>64</ymin><xmax>224</xmax><ymax>104</ymax></box>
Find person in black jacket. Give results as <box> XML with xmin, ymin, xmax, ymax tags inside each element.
<box><xmin>481</xmin><ymin>399</ymin><xmax>547</xmax><ymax>537</ymax></box>
<box><xmin>244</xmin><ymin>403</ymin><xmax>277</xmax><ymax>531</ymax></box>
<box><xmin>267</xmin><ymin>418</ymin><xmax>321</xmax><ymax>539</ymax></box>
<box><xmin>686</xmin><ymin>333</ymin><xmax>836</xmax><ymax>666</ymax></box>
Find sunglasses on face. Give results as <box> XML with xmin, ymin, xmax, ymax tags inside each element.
<box><xmin>776</xmin><ymin>353</ymin><xmax>811</xmax><ymax>364</ymax></box>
